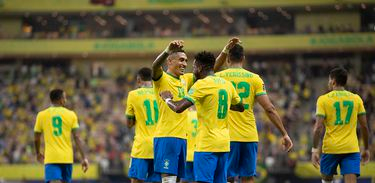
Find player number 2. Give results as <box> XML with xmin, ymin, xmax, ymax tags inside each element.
<box><xmin>217</xmin><ymin>89</ymin><xmax>228</xmax><ymax>119</ymax></box>
<box><xmin>52</xmin><ymin>116</ymin><xmax>63</xmax><ymax>136</ymax></box>
<box><xmin>231</xmin><ymin>81</ymin><xmax>250</xmax><ymax>109</ymax></box>
<box><xmin>333</xmin><ymin>100</ymin><xmax>353</xmax><ymax>125</ymax></box>
<box><xmin>144</xmin><ymin>100</ymin><xmax>159</xmax><ymax>126</ymax></box>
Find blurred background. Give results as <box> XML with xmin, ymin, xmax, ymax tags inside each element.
<box><xmin>0</xmin><ymin>0</ymin><xmax>374</xmax><ymax>182</ymax></box>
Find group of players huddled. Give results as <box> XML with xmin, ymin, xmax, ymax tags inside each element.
<box><xmin>34</xmin><ymin>37</ymin><xmax>370</xmax><ymax>183</ymax></box>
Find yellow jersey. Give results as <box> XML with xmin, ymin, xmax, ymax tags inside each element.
<box><xmin>316</xmin><ymin>90</ymin><xmax>366</xmax><ymax>154</ymax></box>
<box><xmin>185</xmin><ymin>75</ymin><xmax>241</xmax><ymax>152</ymax></box>
<box><xmin>126</xmin><ymin>87</ymin><xmax>158</xmax><ymax>159</ymax></box>
<box><xmin>216</xmin><ymin>68</ymin><xmax>266</xmax><ymax>142</ymax></box>
<box><xmin>34</xmin><ymin>106</ymin><xmax>79</xmax><ymax>164</ymax></box>
<box><xmin>186</xmin><ymin>109</ymin><xmax>198</xmax><ymax>162</ymax></box>
<box><xmin>153</xmin><ymin>71</ymin><xmax>194</xmax><ymax>139</ymax></box>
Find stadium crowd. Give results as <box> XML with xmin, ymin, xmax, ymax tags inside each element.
<box><xmin>0</xmin><ymin>59</ymin><xmax>373</xmax><ymax>174</ymax></box>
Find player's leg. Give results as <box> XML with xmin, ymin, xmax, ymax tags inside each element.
<box><xmin>213</xmin><ymin>152</ymin><xmax>229</xmax><ymax>183</ymax></box>
<box><xmin>320</xmin><ymin>154</ymin><xmax>340</xmax><ymax>183</ymax></box>
<box><xmin>60</xmin><ymin>164</ymin><xmax>73</xmax><ymax>183</ymax></box>
<box><xmin>154</xmin><ymin>137</ymin><xmax>186</xmax><ymax>183</ymax></box>
<box><xmin>45</xmin><ymin>164</ymin><xmax>64</xmax><ymax>183</ymax></box>
<box><xmin>227</xmin><ymin>142</ymin><xmax>240</xmax><ymax>183</ymax></box>
<box><xmin>194</xmin><ymin>152</ymin><xmax>217</xmax><ymax>183</ymax></box>
<box><xmin>145</xmin><ymin>159</ymin><xmax>161</xmax><ymax>183</ymax></box>
<box><xmin>181</xmin><ymin>161</ymin><xmax>195</xmax><ymax>183</ymax></box>
<box><xmin>340</xmin><ymin>153</ymin><xmax>360</xmax><ymax>183</ymax></box>
<box><xmin>239</xmin><ymin>142</ymin><xmax>258</xmax><ymax>183</ymax></box>
<box><xmin>128</xmin><ymin>158</ymin><xmax>151</xmax><ymax>183</ymax></box>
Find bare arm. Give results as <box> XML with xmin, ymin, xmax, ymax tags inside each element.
<box><xmin>256</xmin><ymin>94</ymin><xmax>293</xmax><ymax>151</ymax></box>
<box><xmin>256</xmin><ymin>95</ymin><xmax>288</xmax><ymax>136</ymax></box>
<box><xmin>358</xmin><ymin>114</ymin><xmax>370</xmax><ymax>164</ymax></box>
<box><xmin>34</xmin><ymin>132</ymin><xmax>44</xmax><ymax>163</ymax></box>
<box><xmin>126</xmin><ymin>117</ymin><xmax>136</xmax><ymax>128</ymax></box>
<box><xmin>72</xmin><ymin>130</ymin><xmax>89</xmax><ymax>172</ymax></box>
<box><xmin>152</xmin><ymin>40</ymin><xmax>184</xmax><ymax>80</ymax></box>
<box><xmin>214</xmin><ymin>37</ymin><xmax>241</xmax><ymax>72</ymax></box>
<box><xmin>311</xmin><ymin>115</ymin><xmax>325</xmax><ymax>168</ymax></box>
<box><xmin>230</xmin><ymin>103</ymin><xmax>245</xmax><ymax>112</ymax></box>
<box><xmin>166</xmin><ymin>98</ymin><xmax>194</xmax><ymax>113</ymax></box>
<box><xmin>312</xmin><ymin>116</ymin><xmax>325</xmax><ymax>149</ymax></box>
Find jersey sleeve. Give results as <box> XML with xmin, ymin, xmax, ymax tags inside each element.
<box><xmin>34</xmin><ymin>112</ymin><xmax>43</xmax><ymax>133</ymax></box>
<box><xmin>125</xmin><ymin>92</ymin><xmax>136</xmax><ymax>120</ymax></box>
<box><xmin>254</xmin><ymin>76</ymin><xmax>267</xmax><ymax>96</ymax></box>
<box><xmin>152</xmin><ymin>71</ymin><xmax>165</xmax><ymax>87</ymax></box>
<box><xmin>356</xmin><ymin>95</ymin><xmax>366</xmax><ymax>115</ymax></box>
<box><xmin>71</xmin><ymin>111</ymin><xmax>79</xmax><ymax>130</ymax></box>
<box><xmin>184</xmin><ymin>81</ymin><xmax>204</xmax><ymax>104</ymax></box>
<box><xmin>231</xmin><ymin>83</ymin><xmax>242</xmax><ymax>105</ymax></box>
<box><xmin>316</xmin><ymin>96</ymin><xmax>326</xmax><ymax>118</ymax></box>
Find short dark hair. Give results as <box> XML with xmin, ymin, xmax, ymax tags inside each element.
<box><xmin>194</xmin><ymin>51</ymin><xmax>215</xmax><ymax>70</ymax></box>
<box><xmin>329</xmin><ymin>67</ymin><xmax>348</xmax><ymax>86</ymax></box>
<box><xmin>50</xmin><ymin>89</ymin><xmax>64</xmax><ymax>102</ymax></box>
<box><xmin>137</xmin><ymin>67</ymin><xmax>152</xmax><ymax>81</ymax></box>
<box><xmin>229</xmin><ymin>44</ymin><xmax>244</xmax><ymax>63</ymax></box>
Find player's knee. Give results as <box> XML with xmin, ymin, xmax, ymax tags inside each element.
<box><xmin>227</xmin><ymin>176</ymin><xmax>235</xmax><ymax>183</ymax></box>
<box><xmin>241</xmin><ymin>176</ymin><xmax>255</xmax><ymax>183</ymax></box>
<box><xmin>321</xmin><ymin>174</ymin><xmax>334</xmax><ymax>182</ymax></box>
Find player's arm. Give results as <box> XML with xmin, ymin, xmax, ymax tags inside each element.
<box><xmin>358</xmin><ymin>114</ymin><xmax>370</xmax><ymax>164</ymax></box>
<box><xmin>256</xmin><ymin>94</ymin><xmax>293</xmax><ymax>151</ymax></box>
<box><xmin>311</xmin><ymin>115</ymin><xmax>324</xmax><ymax>168</ymax></box>
<box><xmin>72</xmin><ymin>129</ymin><xmax>89</xmax><ymax>173</ymax></box>
<box><xmin>214</xmin><ymin>37</ymin><xmax>241</xmax><ymax>72</ymax></box>
<box><xmin>33</xmin><ymin>113</ymin><xmax>44</xmax><ymax>164</ymax></box>
<box><xmin>230</xmin><ymin>102</ymin><xmax>245</xmax><ymax>112</ymax></box>
<box><xmin>152</xmin><ymin>40</ymin><xmax>184</xmax><ymax>80</ymax></box>
<box><xmin>160</xmin><ymin>91</ymin><xmax>193</xmax><ymax>113</ymax></box>
<box><xmin>126</xmin><ymin>117</ymin><xmax>136</xmax><ymax>128</ymax></box>
<box><xmin>34</xmin><ymin>132</ymin><xmax>44</xmax><ymax>164</ymax></box>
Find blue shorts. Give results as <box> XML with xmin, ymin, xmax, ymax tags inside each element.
<box><xmin>194</xmin><ymin>152</ymin><xmax>229</xmax><ymax>183</ymax></box>
<box><xmin>227</xmin><ymin>142</ymin><xmax>258</xmax><ymax>178</ymax></box>
<box><xmin>181</xmin><ymin>161</ymin><xmax>195</xmax><ymax>182</ymax></box>
<box><xmin>154</xmin><ymin>137</ymin><xmax>186</xmax><ymax>177</ymax></box>
<box><xmin>320</xmin><ymin>153</ymin><xmax>360</xmax><ymax>176</ymax></box>
<box><xmin>45</xmin><ymin>164</ymin><xmax>72</xmax><ymax>183</ymax></box>
<box><xmin>128</xmin><ymin>158</ymin><xmax>161</xmax><ymax>182</ymax></box>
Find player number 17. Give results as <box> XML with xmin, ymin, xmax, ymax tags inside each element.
<box><xmin>333</xmin><ymin>100</ymin><xmax>353</xmax><ymax>125</ymax></box>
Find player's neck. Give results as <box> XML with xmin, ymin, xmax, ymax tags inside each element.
<box><xmin>199</xmin><ymin>70</ymin><xmax>214</xmax><ymax>79</ymax></box>
<box><xmin>166</xmin><ymin>69</ymin><xmax>181</xmax><ymax>78</ymax></box>
<box><xmin>229</xmin><ymin>63</ymin><xmax>242</xmax><ymax>68</ymax></box>
<box><xmin>140</xmin><ymin>81</ymin><xmax>152</xmax><ymax>88</ymax></box>
<box><xmin>51</xmin><ymin>103</ymin><xmax>63</xmax><ymax>107</ymax></box>
<box><xmin>332</xmin><ymin>86</ymin><xmax>345</xmax><ymax>91</ymax></box>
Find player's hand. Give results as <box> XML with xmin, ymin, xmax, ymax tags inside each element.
<box><xmin>224</xmin><ymin>37</ymin><xmax>241</xmax><ymax>51</ymax></box>
<box><xmin>281</xmin><ymin>134</ymin><xmax>293</xmax><ymax>152</ymax></box>
<box><xmin>165</xmin><ymin>40</ymin><xmax>184</xmax><ymax>54</ymax></box>
<box><xmin>311</xmin><ymin>151</ymin><xmax>320</xmax><ymax>169</ymax></box>
<box><xmin>81</xmin><ymin>158</ymin><xmax>89</xmax><ymax>173</ymax></box>
<box><xmin>160</xmin><ymin>91</ymin><xmax>173</xmax><ymax>101</ymax></box>
<box><xmin>36</xmin><ymin>152</ymin><xmax>44</xmax><ymax>164</ymax></box>
<box><xmin>361</xmin><ymin>149</ymin><xmax>370</xmax><ymax>165</ymax></box>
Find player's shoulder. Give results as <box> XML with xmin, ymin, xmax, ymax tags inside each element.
<box><xmin>63</xmin><ymin>107</ymin><xmax>77</xmax><ymax>116</ymax></box>
<box><xmin>37</xmin><ymin>107</ymin><xmax>50</xmax><ymax>117</ymax></box>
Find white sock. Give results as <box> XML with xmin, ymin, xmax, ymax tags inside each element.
<box><xmin>162</xmin><ymin>176</ymin><xmax>177</xmax><ymax>183</ymax></box>
<box><xmin>322</xmin><ymin>180</ymin><xmax>333</xmax><ymax>183</ymax></box>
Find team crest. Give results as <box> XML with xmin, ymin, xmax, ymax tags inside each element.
<box><xmin>163</xmin><ymin>159</ymin><xmax>170</xmax><ymax>169</ymax></box>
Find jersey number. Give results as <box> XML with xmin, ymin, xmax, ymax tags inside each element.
<box><xmin>217</xmin><ymin>89</ymin><xmax>228</xmax><ymax>119</ymax></box>
<box><xmin>333</xmin><ymin>100</ymin><xmax>353</xmax><ymax>125</ymax></box>
<box><xmin>231</xmin><ymin>81</ymin><xmax>250</xmax><ymax>109</ymax></box>
<box><xmin>144</xmin><ymin>100</ymin><xmax>159</xmax><ymax>126</ymax></box>
<box><xmin>52</xmin><ymin>116</ymin><xmax>63</xmax><ymax>136</ymax></box>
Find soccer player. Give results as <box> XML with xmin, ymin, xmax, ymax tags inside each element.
<box><xmin>151</xmin><ymin>40</ymin><xmax>195</xmax><ymax>182</ymax></box>
<box><xmin>312</xmin><ymin>67</ymin><xmax>370</xmax><ymax>183</ymax></box>
<box><xmin>125</xmin><ymin>67</ymin><xmax>161</xmax><ymax>183</ymax></box>
<box><xmin>159</xmin><ymin>51</ymin><xmax>244</xmax><ymax>183</ymax></box>
<box><xmin>181</xmin><ymin>106</ymin><xmax>198</xmax><ymax>183</ymax></box>
<box><xmin>214</xmin><ymin>40</ymin><xmax>293</xmax><ymax>183</ymax></box>
<box><xmin>34</xmin><ymin>89</ymin><xmax>89</xmax><ymax>183</ymax></box>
